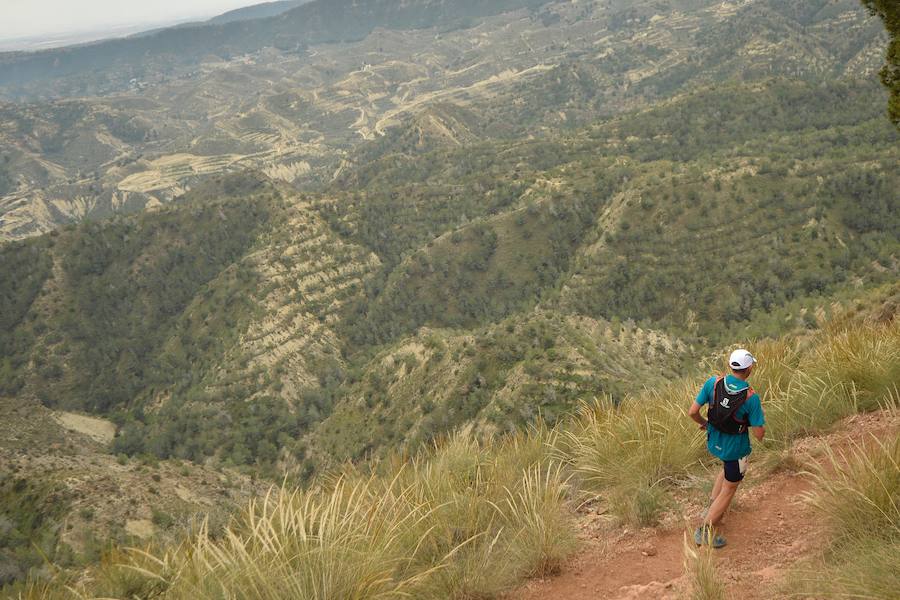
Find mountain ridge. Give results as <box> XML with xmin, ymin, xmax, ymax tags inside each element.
<box><xmin>208</xmin><ymin>0</ymin><xmax>315</xmax><ymax>25</ymax></box>
<box><xmin>0</xmin><ymin>1</ymin><xmax>887</xmax><ymax>244</ymax></box>
<box><xmin>0</xmin><ymin>0</ymin><xmax>549</xmax><ymax>97</ymax></box>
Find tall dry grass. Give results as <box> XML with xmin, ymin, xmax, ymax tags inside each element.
<box><xmin>755</xmin><ymin>320</ymin><xmax>899</xmax><ymax>452</ymax></box>
<box><xmin>788</xmin><ymin>434</ymin><xmax>900</xmax><ymax>598</ymax></box>
<box><xmin>562</xmin><ymin>385</ymin><xmax>705</xmax><ymax>525</ymax></box>
<box><xmin>34</xmin><ymin>430</ymin><xmax>575</xmax><ymax>600</ymax></box>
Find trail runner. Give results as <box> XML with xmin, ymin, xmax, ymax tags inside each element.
<box><xmin>688</xmin><ymin>348</ymin><xmax>766</xmax><ymax>548</ymax></box>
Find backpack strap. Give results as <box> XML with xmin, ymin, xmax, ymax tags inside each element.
<box><xmin>711</xmin><ymin>374</ymin><xmax>725</xmax><ymax>406</ymax></box>
<box><xmin>731</xmin><ymin>383</ymin><xmax>750</xmax><ymax>432</ymax></box>
<box><xmin>714</xmin><ymin>374</ymin><xmax>725</xmax><ymax>394</ymax></box>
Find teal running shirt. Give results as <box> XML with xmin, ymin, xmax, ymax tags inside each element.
<box><xmin>696</xmin><ymin>374</ymin><xmax>765</xmax><ymax>461</ymax></box>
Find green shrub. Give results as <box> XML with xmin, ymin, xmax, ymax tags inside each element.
<box><xmin>150</xmin><ymin>509</ymin><xmax>174</xmax><ymax>529</ymax></box>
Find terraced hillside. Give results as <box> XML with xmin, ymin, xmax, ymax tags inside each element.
<box><xmin>0</xmin><ymin>0</ymin><xmax>888</xmax><ymax>242</ymax></box>
<box><xmin>162</xmin><ymin>193</ymin><xmax>383</xmax><ymax>430</ymax></box>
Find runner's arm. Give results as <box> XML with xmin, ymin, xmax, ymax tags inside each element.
<box><xmin>747</xmin><ymin>394</ymin><xmax>765</xmax><ymax>441</ymax></box>
<box><xmin>689</xmin><ymin>401</ymin><xmax>707</xmax><ymax>430</ymax></box>
<box><xmin>691</xmin><ymin>378</ymin><xmax>714</xmax><ymax>430</ymax></box>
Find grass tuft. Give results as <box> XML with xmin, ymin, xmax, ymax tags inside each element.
<box><xmin>789</xmin><ymin>434</ymin><xmax>900</xmax><ymax>598</ymax></box>
<box><xmin>754</xmin><ymin>319</ymin><xmax>899</xmax><ymax>454</ymax></box>
<box><xmin>682</xmin><ymin>530</ymin><xmax>726</xmax><ymax>600</ymax></box>
<box><xmin>499</xmin><ymin>464</ymin><xmax>576</xmax><ymax>578</ymax></box>
<box><xmin>807</xmin><ymin>437</ymin><xmax>900</xmax><ymax>546</ymax></box>
<box><xmin>563</xmin><ymin>387</ymin><xmax>704</xmax><ymax>525</ymax></box>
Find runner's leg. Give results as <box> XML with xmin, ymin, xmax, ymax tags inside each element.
<box><xmin>705</xmin><ymin>480</ymin><xmax>738</xmax><ymax>526</ymax></box>
<box><xmin>710</xmin><ymin>469</ymin><xmax>725</xmax><ymax>503</ymax></box>
<box><xmin>704</xmin><ymin>459</ymin><xmax>746</xmax><ymax>526</ymax></box>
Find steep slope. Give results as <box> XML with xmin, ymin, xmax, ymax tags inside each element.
<box><xmin>309</xmin><ymin>309</ymin><xmax>686</xmax><ymax>469</ymax></box>
<box><xmin>9</xmin><ymin>307</ymin><xmax>898</xmax><ymax>597</ymax></box>
<box><xmin>511</xmin><ymin>410</ymin><xmax>899</xmax><ymax>600</ymax></box>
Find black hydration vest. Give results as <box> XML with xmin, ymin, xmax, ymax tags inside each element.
<box><xmin>707</xmin><ymin>376</ymin><xmax>750</xmax><ymax>435</ymax></box>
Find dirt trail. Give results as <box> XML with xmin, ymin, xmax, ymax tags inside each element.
<box><xmin>509</xmin><ymin>411</ymin><xmax>898</xmax><ymax>600</ymax></box>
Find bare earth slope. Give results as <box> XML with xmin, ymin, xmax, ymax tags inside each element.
<box><xmin>509</xmin><ymin>410</ymin><xmax>899</xmax><ymax>600</ymax></box>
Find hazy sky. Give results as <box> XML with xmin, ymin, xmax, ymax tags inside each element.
<box><xmin>0</xmin><ymin>0</ymin><xmax>258</xmax><ymax>40</ymax></box>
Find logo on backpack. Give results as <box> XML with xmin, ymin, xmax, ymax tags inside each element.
<box><xmin>720</xmin><ymin>397</ymin><xmax>730</xmax><ymax>408</ymax></box>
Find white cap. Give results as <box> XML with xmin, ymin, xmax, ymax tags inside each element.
<box><xmin>729</xmin><ymin>349</ymin><xmax>757</xmax><ymax>370</ymax></box>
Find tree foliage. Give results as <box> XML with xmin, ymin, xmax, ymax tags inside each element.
<box><xmin>863</xmin><ymin>0</ymin><xmax>900</xmax><ymax>127</ymax></box>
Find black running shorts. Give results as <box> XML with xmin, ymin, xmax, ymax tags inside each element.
<box><xmin>723</xmin><ymin>457</ymin><xmax>748</xmax><ymax>483</ymax></box>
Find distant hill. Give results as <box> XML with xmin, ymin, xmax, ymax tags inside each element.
<box><xmin>0</xmin><ymin>0</ymin><xmax>548</xmax><ymax>97</ymax></box>
<box><xmin>208</xmin><ymin>0</ymin><xmax>315</xmax><ymax>24</ymax></box>
<box><xmin>0</xmin><ymin>0</ymin><xmax>888</xmax><ymax>245</ymax></box>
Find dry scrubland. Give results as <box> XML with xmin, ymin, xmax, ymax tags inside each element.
<box><xmin>0</xmin><ymin>0</ymin><xmax>887</xmax><ymax>242</ymax></box>
<box><xmin>16</xmin><ymin>316</ymin><xmax>900</xmax><ymax>599</ymax></box>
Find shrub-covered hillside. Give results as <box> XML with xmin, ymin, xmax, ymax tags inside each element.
<box><xmin>1</xmin><ymin>76</ymin><xmax>898</xmax><ymax>479</ymax></box>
